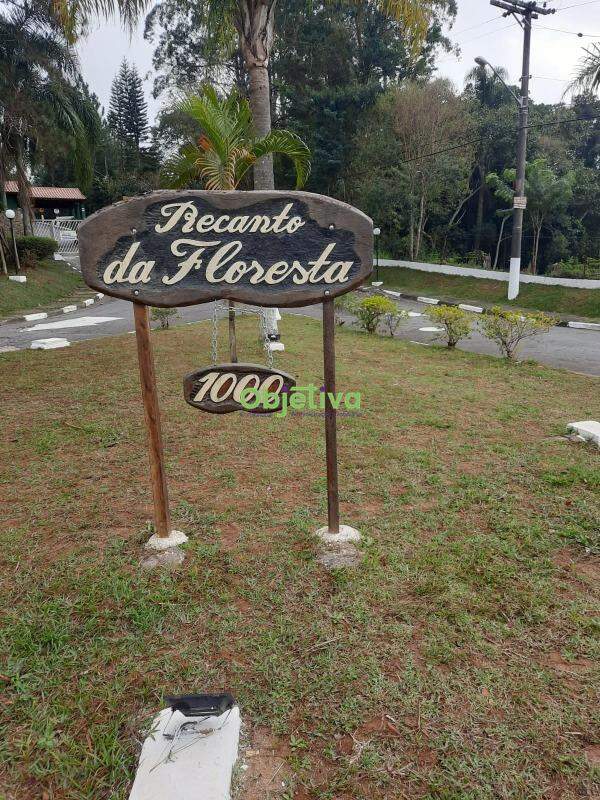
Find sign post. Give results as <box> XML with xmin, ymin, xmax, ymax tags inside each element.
<box><xmin>78</xmin><ymin>190</ymin><xmax>372</xmax><ymax>546</ymax></box>
<box><xmin>322</xmin><ymin>296</ymin><xmax>340</xmax><ymax>534</ymax></box>
<box><xmin>133</xmin><ymin>302</ymin><xmax>172</xmax><ymax>540</ymax></box>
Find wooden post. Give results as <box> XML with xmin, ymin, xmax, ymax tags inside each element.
<box><xmin>322</xmin><ymin>297</ymin><xmax>340</xmax><ymax>534</ymax></box>
<box><xmin>228</xmin><ymin>300</ymin><xmax>238</xmax><ymax>363</ymax></box>
<box><xmin>133</xmin><ymin>302</ymin><xmax>171</xmax><ymax>538</ymax></box>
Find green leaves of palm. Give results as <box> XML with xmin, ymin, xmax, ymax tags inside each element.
<box><xmin>570</xmin><ymin>42</ymin><xmax>600</xmax><ymax>94</ymax></box>
<box><xmin>162</xmin><ymin>85</ymin><xmax>311</xmax><ymax>190</ymax></box>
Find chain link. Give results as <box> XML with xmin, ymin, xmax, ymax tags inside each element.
<box><xmin>210</xmin><ymin>301</ymin><xmax>219</xmax><ymax>364</ymax></box>
<box><xmin>209</xmin><ymin>301</ymin><xmax>274</xmax><ymax>368</ymax></box>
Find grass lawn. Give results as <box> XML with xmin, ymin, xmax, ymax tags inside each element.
<box><xmin>0</xmin><ymin>261</ymin><xmax>84</xmax><ymax>318</ymax></box>
<box><xmin>0</xmin><ymin>316</ymin><xmax>598</xmax><ymax>800</ymax></box>
<box><xmin>381</xmin><ymin>266</ymin><xmax>600</xmax><ymax>320</ymax></box>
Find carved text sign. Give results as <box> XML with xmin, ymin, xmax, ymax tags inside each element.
<box><xmin>79</xmin><ymin>190</ymin><xmax>373</xmax><ymax>308</ymax></box>
<box><xmin>184</xmin><ymin>363</ymin><xmax>296</xmax><ymax>415</ymax></box>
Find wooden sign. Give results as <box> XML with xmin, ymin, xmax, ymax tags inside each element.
<box><xmin>183</xmin><ymin>363</ymin><xmax>296</xmax><ymax>415</ymax></box>
<box><xmin>78</xmin><ymin>190</ymin><xmax>373</xmax><ymax>308</ymax></box>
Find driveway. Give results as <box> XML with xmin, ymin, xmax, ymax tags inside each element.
<box><xmin>1</xmin><ymin>294</ymin><xmax>599</xmax><ymax>377</ymax></box>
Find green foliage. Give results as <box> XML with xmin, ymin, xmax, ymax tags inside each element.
<box><xmin>426</xmin><ymin>305</ymin><xmax>472</xmax><ymax>348</ymax></box>
<box><xmin>161</xmin><ymin>85</ymin><xmax>311</xmax><ymax>190</ymax></box>
<box><xmin>16</xmin><ymin>236</ymin><xmax>59</xmax><ymax>261</ymax></box>
<box><xmin>548</xmin><ymin>257</ymin><xmax>600</xmax><ymax>280</ymax></box>
<box><xmin>150</xmin><ymin>307</ymin><xmax>179</xmax><ymax>329</ymax></box>
<box><xmin>354</xmin><ymin>294</ymin><xmax>398</xmax><ymax>334</ymax></box>
<box><xmin>479</xmin><ymin>307</ymin><xmax>557</xmax><ymax>360</ymax></box>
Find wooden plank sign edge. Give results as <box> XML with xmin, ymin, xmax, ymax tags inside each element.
<box><xmin>78</xmin><ymin>190</ymin><xmax>373</xmax><ymax>308</ymax></box>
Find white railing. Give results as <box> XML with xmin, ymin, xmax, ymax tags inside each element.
<box><xmin>33</xmin><ymin>218</ymin><xmax>80</xmax><ymax>256</ymax></box>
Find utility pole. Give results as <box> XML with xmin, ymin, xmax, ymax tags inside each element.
<box><xmin>489</xmin><ymin>0</ymin><xmax>555</xmax><ymax>299</ymax></box>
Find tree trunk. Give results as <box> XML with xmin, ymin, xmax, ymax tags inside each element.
<box><xmin>531</xmin><ymin>224</ymin><xmax>541</xmax><ymax>275</ymax></box>
<box><xmin>15</xmin><ymin>141</ymin><xmax>34</xmax><ymax>235</ymax></box>
<box><xmin>409</xmin><ymin>204</ymin><xmax>415</xmax><ymax>260</ymax></box>
<box><xmin>415</xmin><ymin>193</ymin><xmax>426</xmax><ymax>260</ymax></box>
<box><xmin>494</xmin><ymin>215</ymin><xmax>509</xmax><ymax>269</ymax></box>
<box><xmin>474</xmin><ymin>164</ymin><xmax>485</xmax><ymax>251</ymax></box>
<box><xmin>248</xmin><ymin>64</ymin><xmax>274</xmax><ymax>189</ymax></box>
<box><xmin>238</xmin><ymin>0</ymin><xmax>277</xmax><ymax>191</ymax></box>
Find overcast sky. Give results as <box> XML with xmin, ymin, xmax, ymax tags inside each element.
<box><xmin>77</xmin><ymin>0</ymin><xmax>600</xmax><ymax>123</ymax></box>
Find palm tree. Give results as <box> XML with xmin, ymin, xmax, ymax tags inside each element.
<box><xmin>54</xmin><ymin>0</ymin><xmax>431</xmax><ymax>189</ymax></box>
<box><xmin>161</xmin><ymin>84</ymin><xmax>311</xmax><ymax>190</ymax></box>
<box><xmin>161</xmin><ymin>84</ymin><xmax>310</xmax><ymax>361</ymax></box>
<box><xmin>0</xmin><ymin>3</ymin><xmax>101</xmax><ymax>232</ymax></box>
<box><xmin>570</xmin><ymin>43</ymin><xmax>600</xmax><ymax>94</ymax></box>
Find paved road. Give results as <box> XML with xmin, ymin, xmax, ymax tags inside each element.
<box><xmin>1</xmin><ymin>295</ymin><xmax>599</xmax><ymax>376</ymax></box>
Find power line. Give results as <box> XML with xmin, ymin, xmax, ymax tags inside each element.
<box><xmin>437</xmin><ymin>19</ymin><xmax>518</xmax><ymax>64</ymax></box>
<box><xmin>555</xmin><ymin>0</ymin><xmax>600</xmax><ymax>10</ymax></box>
<box><xmin>536</xmin><ymin>24</ymin><xmax>600</xmax><ymax>36</ymax></box>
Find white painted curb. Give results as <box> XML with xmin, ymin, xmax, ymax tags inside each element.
<box><xmin>62</xmin><ymin>305</ymin><xmax>77</xmax><ymax>313</ymax></box>
<box><xmin>83</xmin><ymin>298</ymin><xmax>94</xmax><ymax>307</ymax></box>
<box><xmin>9</xmin><ymin>275</ymin><xmax>26</xmax><ymax>283</ymax></box>
<box><xmin>417</xmin><ymin>296</ymin><xmax>439</xmax><ymax>305</ymax></box>
<box><xmin>23</xmin><ymin>312</ymin><xmax>48</xmax><ymax>322</ymax></box>
<box><xmin>384</xmin><ymin>290</ymin><xmax>402</xmax><ymax>297</ymax></box>
<box><xmin>96</xmin><ymin>293</ymin><xmax>104</xmax><ymax>299</ymax></box>
<box><xmin>567</xmin><ymin>421</ymin><xmax>600</xmax><ymax>447</ymax></box>
<box><xmin>30</xmin><ymin>338</ymin><xmax>70</xmax><ymax>350</ymax></box>
<box><xmin>268</xmin><ymin>342</ymin><xmax>285</xmax><ymax>352</ymax></box>
<box><xmin>567</xmin><ymin>321</ymin><xmax>600</xmax><ymax>331</ymax></box>
<box><xmin>129</xmin><ymin>706</ymin><xmax>241</xmax><ymax>800</ymax></box>
<box><xmin>459</xmin><ymin>303</ymin><xmax>483</xmax><ymax>313</ymax></box>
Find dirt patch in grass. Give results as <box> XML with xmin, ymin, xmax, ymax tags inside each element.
<box><xmin>0</xmin><ymin>317</ymin><xmax>599</xmax><ymax>800</ymax></box>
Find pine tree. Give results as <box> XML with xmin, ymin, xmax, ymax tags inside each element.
<box><xmin>107</xmin><ymin>59</ymin><xmax>149</xmax><ymax>168</ymax></box>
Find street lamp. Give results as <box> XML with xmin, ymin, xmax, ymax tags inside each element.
<box><xmin>5</xmin><ymin>209</ymin><xmax>20</xmax><ymax>274</ymax></box>
<box><xmin>475</xmin><ymin>53</ymin><xmax>530</xmax><ymax>301</ymax></box>
<box><xmin>373</xmin><ymin>227</ymin><xmax>381</xmax><ymax>284</ymax></box>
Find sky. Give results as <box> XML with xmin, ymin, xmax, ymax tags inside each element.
<box><xmin>77</xmin><ymin>0</ymin><xmax>600</xmax><ymax>124</ymax></box>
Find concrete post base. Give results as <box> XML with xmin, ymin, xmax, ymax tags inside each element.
<box><xmin>145</xmin><ymin>530</ymin><xmax>188</xmax><ymax>551</ymax></box>
<box><xmin>316</xmin><ymin>524</ymin><xmax>361</xmax><ymax>545</ymax></box>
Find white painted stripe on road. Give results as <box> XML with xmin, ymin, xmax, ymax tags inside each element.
<box><xmin>83</xmin><ymin>299</ymin><xmax>95</xmax><ymax>307</ymax></box>
<box><xmin>407</xmin><ymin>311</ymin><xmax>422</xmax><ymax>318</ymax></box>
<box><xmin>30</xmin><ymin>338</ymin><xmax>70</xmax><ymax>350</ymax></box>
<box><xmin>459</xmin><ymin>303</ymin><xmax>483</xmax><ymax>313</ymax></box>
<box><xmin>417</xmin><ymin>296</ymin><xmax>439</xmax><ymax>305</ymax></box>
<box><xmin>568</xmin><ymin>321</ymin><xmax>600</xmax><ymax>331</ymax></box>
<box><xmin>23</xmin><ymin>312</ymin><xmax>48</xmax><ymax>321</ymax></box>
<box><xmin>419</xmin><ymin>326</ymin><xmax>444</xmax><ymax>333</ymax></box>
<box><xmin>26</xmin><ymin>316</ymin><xmax>121</xmax><ymax>331</ymax></box>
<box><xmin>62</xmin><ymin>305</ymin><xmax>77</xmax><ymax>313</ymax></box>
<box><xmin>0</xmin><ymin>346</ymin><xmax>18</xmax><ymax>353</ymax></box>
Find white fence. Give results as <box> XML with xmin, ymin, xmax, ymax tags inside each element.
<box><xmin>33</xmin><ymin>218</ymin><xmax>80</xmax><ymax>257</ymax></box>
<box><xmin>380</xmin><ymin>258</ymin><xmax>600</xmax><ymax>290</ymax></box>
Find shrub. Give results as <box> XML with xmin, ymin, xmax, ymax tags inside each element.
<box><xmin>479</xmin><ymin>307</ymin><xmax>557</xmax><ymax>360</ymax></box>
<box><xmin>548</xmin><ymin>257</ymin><xmax>600</xmax><ymax>280</ymax></box>
<box><xmin>426</xmin><ymin>305</ymin><xmax>472</xmax><ymax>348</ymax></box>
<box><xmin>334</xmin><ymin>293</ymin><xmax>358</xmax><ymax>326</ymax></box>
<box><xmin>383</xmin><ymin>308</ymin><xmax>408</xmax><ymax>337</ymax></box>
<box><xmin>354</xmin><ymin>295</ymin><xmax>397</xmax><ymax>334</ymax></box>
<box><xmin>16</xmin><ymin>236</ymin><xmax>58</xmax><ymax>261</ymax></box>
<box><xmin>151</xmin><ymin>307</ymin><xmax>179</xmax><ymax>329</ymax></box>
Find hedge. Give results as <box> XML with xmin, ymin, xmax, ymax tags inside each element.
<box><xmin>16</xmin><ymin>236</ymin><xmax>58</xmax><ymax>261</ymax></box>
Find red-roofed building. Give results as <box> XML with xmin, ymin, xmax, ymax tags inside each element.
<box><xmin>5</xmin><ymin>182</ymin><xmax>86</xmax><ymax>219</ymax></box>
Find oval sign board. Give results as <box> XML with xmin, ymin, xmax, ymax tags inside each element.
<box><xmin>183</xmin><ymin>363</ymin><xmax>296</xmax><ymax>415</ymax></box>
<box><xmin>78</xmin><ymin>190</ymin><xmax>373</xmax><ymax>308</ymax></box>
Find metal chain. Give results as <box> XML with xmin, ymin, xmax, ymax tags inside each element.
<box><xmin>210</xmin><ymin>301</ymin><xmax>274</xmax><ymax>368</ymax></box>
<box><xmin>211</xmin><ymin>301</ymin><xmax>219</xmax><ymax>364</ymax></box>
<box><xmin>259</xmin><ymin>308</ymin><xmax>274</xmax><ymax>369</ymax></box>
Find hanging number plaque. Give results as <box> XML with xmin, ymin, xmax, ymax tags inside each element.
<box><xmin>184</xmin><ymin>363</ymin><xmax>296</xmax><ymax>415</ymax></box>
<box><xmin>78</xmin><ymin>190</ymin><xmax>373</xmax><ymax>307</ymax></box>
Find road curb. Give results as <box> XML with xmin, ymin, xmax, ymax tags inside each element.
<box><xmin>0</xmin><ymin>294</ymin><xmax>106</xmax><ymax>326</ymax></box>
<box><xmin>377</xmin><ymin>289</ymin><xmax>598</xmax><ymax>331</ymax></box>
